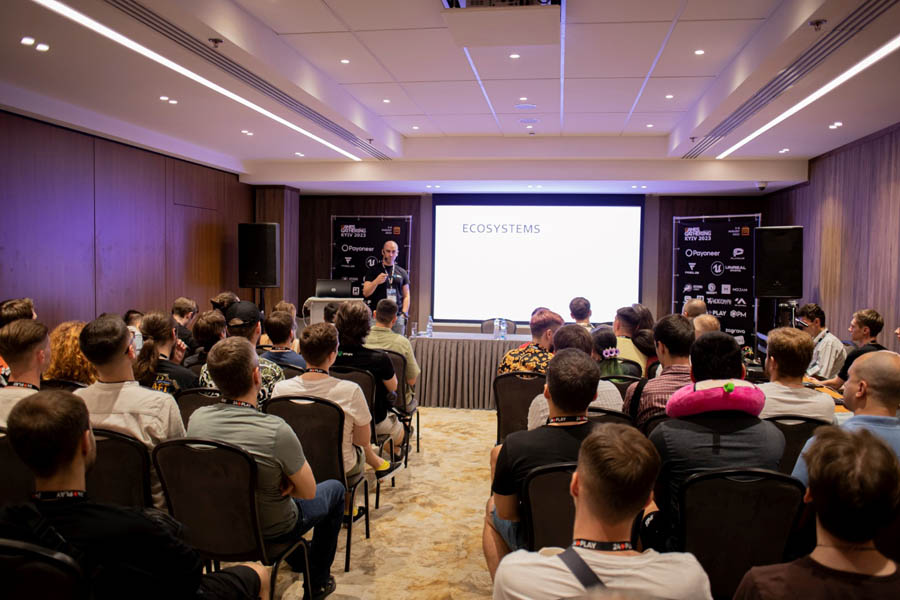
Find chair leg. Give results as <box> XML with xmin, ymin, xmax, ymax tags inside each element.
<box><xmin>364</xmin><ymin>479</ymin><xmax>370</xmax><ymax>539</ymax></box>
<box><xmin>416</xmin><ymin>410</ymin><xmax>420</xmax><ymax>453</ymax></box>
<box><xmin>375</xmin><ymin>477</ymin><xmax>380</xmax><ymax>509</ymax></box>
<box><xmin>213</xmin><ymin>559</ymin><xmax>221</xmax><ymax>572</ymax></box>
<box><xmin>344</xmin><ymin>505</ymin><xmax>353</xmax><ymax>572</ymax></box>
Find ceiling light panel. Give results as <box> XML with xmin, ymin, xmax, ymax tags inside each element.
<box><xmin>381</xmin><ymin>115</ymin><xmax>441</xmax><ymax>136</ymax></box>
<box><xmin>482</xmin><ymin>79</ymin><xmax>560</xmax><ymax>114</ymax></box>
<box><xmin>621</xmin><ymin>112</ymin><xmax>681</xmax><ymax>134</ymax></box>
<box><xmin>341</xmin><ymin>82</ymin><xmax>419</xmax><ymax>115</ymax></box>
<box><xmin>565</xmin><ymin>23</ymin><xmax>670</xmax><ymax>77</ymax></box>
<box><xmin>467</xmin><ymin>45</ymin><xmax>560</xmax><ymax>79</ymax></box>
<box><xmin>280</xmin><ymin>32</ymin><xmax>393</xmax><ymax>84</ymax></box>
<box><xmin>632</xmin><ymin>76</ymin><xmax>713</xmax><ymax>112</ymax></box>
<box><xmin>653</xmin><ymin>20</ymin><xmax>763</xmax><ymax>77</ymax></box>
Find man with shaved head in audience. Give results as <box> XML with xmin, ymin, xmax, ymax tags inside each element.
<box><xmin>0</xmin><ymin>319</ymin><xmax>50</xmax><ymax>425</ymax></box>
<box><xmin>692</xmin><ymin>314</ymin><xmax>720</xmax><ymax>335</ymax></box>
<box><xmin>682</xmin><ymin>298</ymin><xmax>707</xmax><ymax>319</ymax></box>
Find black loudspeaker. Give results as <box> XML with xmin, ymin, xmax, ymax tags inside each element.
<box><xmin>238</xmin><ymin>223</ymin><xmax>280</xmax><ymax>288</ymax></box>
<box><xmin>755</xmin><ymin>226</ymin><xmax>803</xmax><ymax>298</ymax></box>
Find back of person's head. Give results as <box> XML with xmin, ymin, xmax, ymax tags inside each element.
<box><xmin>0</xmin><ymin>297</ymin><xmax>36</xmax><ymax>328</ymax></box>
<box><xmin>134</xmin><ymin>312</ymin><xmax>174</xmax><ymax>386</ymax></box>
<box><xmin>335</xmin><ymin>302</ymin><xmax>371</xmax><ymax>346</ymax></box>
<box><xmin>804</xmin><ymin>426</ymin><xmax>900</xmax><ymax>543</ymax></box>
<box><xmin>766</xmin><ymin>327</ymin><xmax>814</xmax><ymax>379</ymax></box>
<box><xmin>79</xmin><ymin>315</ymin><xmax>131</xmax><ymax>367</ymax></box>
<box><xmin>0</xmin><ymin>319</ymin><xmax>49</xmax><ymax>369</ymax></box>
<box><xmin>375</xmin><ymin>298</ymin><xmax>399</xmax><ymax>325</ymax></box>
<box><xmin>614</xmin><ymin>306</ymin><xmax>639</xmax><ymax>334</ymax></box>
<box><xmin>683</xmin><ymin>299</ymin><xmax>707</xmax><ymax>319</ymax></box>
<box><xmin>123</xmin><ymin>310</ymin><xmax>144</xmax><ymax>327</ymax></box>
<box><xmin>323</xmin><ymin>302</ymin><xmax>341</xmax><ymax>324</ymax></box>
<box><xmin>797</xmin><ymin>303</ymin><xmax>826</xmax><ymax>326</ymax></box>
<box><xmin>171</xmin><ymin>297</ymin><xmax>198</xmax><ymax>318</ymax></box>
<box><xmin>264</xmin><ymin>310</ymin><xmax>295</xmax><ymax>345</ymax></box>
<box><xmin>553</xmin><ymin>324</ymin><xmax>593</xmax><ymax>354</ymax></box>
<box><xmin>192</xmin><ymin>310</ymin><xmax>226</xmax><ymax>352</ymax></box>
<box><xmin>546</xmin><ymin>348</ymin><xmax>600</xmax><ymax>413</ymax></box>
<box><xmin>210</xmin><ymin>291</ymin><xmax>239</xmax><ymax>314</ymax></box>
<box><xmin>591</xmin><ymin>326</ymin><xmax>623</xmax><ymax>377</ymax></box>
<box><xmin>530</xmin><ymin>309</ymin><xmax>564</xmax><ymax>339</ymax></box>
<box><xmin>274</xmin><ymin>300</ymin><xmax>297</xmax><ymax>319</ymax></box>
<box><xmin>299</xmin><ymin>322</ymin><xmax>338</xmax><ymax>366</ymax></box>
<box><xmin>207</xmin><ymin>337</ymin><xmax>258</xmax><ymax>399</ymax></box>
<box><xmin>45</xmin><ymin>321</ymin><xmax>97</xmax><ymax>384</ymax></box>
<box><xmin>577</xmin><ymin>425</ymin><xmax>661</xmax><ymax>523</ymax></box>
<box><xmin>224</xmin><ymin>301</ymin><xmax>262</xmax><ymax>341</ymax></box>
<box><xmin>691</xmin><ymin>331</ymin><xmax>743</xmax><ymax>381</ymax></box>
<box><xmin>653</xmin><ymin>314</ymin><xmax>694</xmax><ymax>357</ymax></box>
<box><xmin>852</xmin><ymin>351</ymin><xmax>900</xmax><ymax>408</ymax></box>
<box><xmin>632</xmin><ymin>329</ymin><xmax>656</xmax><ymax>359</ymax></box>
<box><xmin>853</xmin><ymin>308</ymin><xmax>884</xmax><ymax>337</ymax></box>
<box><xmin>569</xmin><ymin>297</ymin><xmax>591</xmax><ymax>321</ymax></box>
<box><xmin>631</xmin><ymin>303</ymin><xmax>655</xmax><ymax>331</ymax></box>
<box><xmin>692</xmin><ymin>314</ymin><xmax>720</xmax><ymax>335</ymax></box>
<box><xmin>7</xmin><ymin>390</ymin><xmax>91</xmax><ymax>478</ymax></box>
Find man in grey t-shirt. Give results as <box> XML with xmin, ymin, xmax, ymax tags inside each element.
<box><xmin>188</xmin><ymin>337</ymin><xmax>344</xmax><ymax>599</ymax></box>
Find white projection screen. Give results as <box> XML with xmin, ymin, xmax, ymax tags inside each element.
<box><xmin>432</xmin><ymin>200</ymin><xmax>643</xmax><ymax>323</ymax></box>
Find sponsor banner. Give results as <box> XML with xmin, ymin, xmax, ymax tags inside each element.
<box><xmin>672</xmin><ymin>214</ymin><xmax>760</xmax><ymax>350</ymax></box>
<box><xmin>331</xmin><ymin>216</ymin><xmax>412</xmax><ymax>295</ymax></box>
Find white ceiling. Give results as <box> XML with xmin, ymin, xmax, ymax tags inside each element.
<box><xmin>1</xmin><ymin>0</ymin><xmax>899</xmax><ymax>194</ymax></box>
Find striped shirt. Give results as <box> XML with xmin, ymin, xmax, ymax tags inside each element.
<box><xmin>806</xmin><ymin>329</ymin><xmax>847</xmax><ymax>379</ymax></box>
<box><xmin>623</xmin><ymin>364</ymin><xmax>692</xmax><ymax>431</ymax></box>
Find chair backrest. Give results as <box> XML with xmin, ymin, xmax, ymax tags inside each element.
<box><xmin>642</xmin><ymin>414</ymin><xmax>670</xmax><ymax>437</ymax></box>
<box><xmin>280</xmin><ymin>365</ymin><xmax>305</xmax><ymax>379</ymax></box>
<box><xmin>265</xmin><ymin>397</ymin><xmax>346</xmax><ymax>484</ymax></box>
<box><xmin>383</xmin><ymin>350</ymin><xmax>408</xmax><ymax>408</ymax></box>
<box><xmin>493</xmin><ymin>371</ymin><xmax>546</xmax><ymax>444</ymax></box>
<box><xmin>876</xmin><ymin>507</ymin><xmax>900</xmax><ymax>562</ymax></box>
<box><xmin>255</xmin><ymin>345</ymin><xmax>273</xmax><ymax>355</ymax></box>
<box><xmin>586</xmin><ymin>407</ymin><xmax>634</xmax><ymax>427</ymax></box>
<box><xmin>330</xmin><ymin>366</ymin><xmax>377</xmax><ymax>414</ymax></box>
<box><xmin>86</xmin><ymin>428</ymin><xmax>152</xmax><ymax>508</ymax></box>
<box><xmin>39</xmin><ymin>379</ymin><xmax>86</xmax><ymax>391</ymax></box>
<box><xmin>618</xmin><ymin>359</ymin><xmax>643</xmax><ymax>378</ymax></box>
<box><xmin>188</xmin><ymin>362</ymin><xmax>204</xmax><ymax>376</ymax></box>
<box><xmin>480</xmin><ymin>319</ymin><xmax>518</xmax><ymax>334</ymax></box>
<box><xmin>599</xmin><ymin>375</ymin><xmax>643</xmax><ymax>400</ymax></box>
<box><xmin>174</xmin><ymin>387</ymin><xmax>222</xmax><ymax>428</ymax></box>
<box><xmin>0</xmin><ymin>538</ymin><xmax>84</xmax><ymax>600</ymax></box>
<box><xmin>681</xmin><ymin>468</ymin><xmax>805</xmax><ymax>599</ymax></box>
<box><xmin>152</xmin><ymin>438</ymin><xmax>267</xmax><ymax>562</ymax></box>
<box><xmin>0</xmin><ymin>427</ymin><xmax>34</xmax><ymax>506</ymax></box>
<box><xmin>763</xmin><ymin>415</ymin><xmax>830</xmax><ymax>474</ymax></box>
<box><xmin>522</xmin><ymin>462</ymin><xmax>577</xmax><ymax>551</ymax></box>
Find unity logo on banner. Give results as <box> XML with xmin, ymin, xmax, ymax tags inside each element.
<box><xmin>672</xmin><ymin>214</ymin><xmax>761</xmax><ymax>349</ymax></box>
<box><xmin>331</xmin><ymin>215</ymin><xmax>412</xmax><ymax>295</ymax></box>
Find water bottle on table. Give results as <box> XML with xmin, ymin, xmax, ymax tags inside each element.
<box><xmin>493</xmin><ymin>318</ymin><xmax>500</xmax><ymax>340</ymax></box>
<box><xmin>426</xmin><ymin>315</ymin><xmax>434</xmax><ymax>337</ymax></box>
<box><xmin>499</xmin><ymin>318</ymin><xmax>507</xmax><ymax>340</ymax></box>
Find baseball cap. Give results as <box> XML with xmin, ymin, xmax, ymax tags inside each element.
<box><xmin>225</xmin><ymin>301</ymin><xmax>261</xmax><ymax>327</ymax></box>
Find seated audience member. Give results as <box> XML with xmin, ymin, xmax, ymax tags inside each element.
<box><xmin>692</xmin><ymin>313</ymin><xmax>720</xmax><ymax>335</ymax></box>
<box><xmin>682</xmin><ymin>298</ymin><xmax>707</xmax><ymax>319</ymax></box>
<box><xmin>0</xmin><ymin>390</ymin><xmax>269</xmax><ymax>600</ymax></box>
<box><xmin>527</xmin><ymin>325</ymin><xmax>621</xmax><ymax>428</ymax></box>
<box><xmin>895</xmin><ymin>325</ymin><xmax>900</xmax><ymax>343</ymax></box>
<box><xmin>184</xmin><ymin>310</ymin><xmax>225</xmax><ymax>369</ymax></box>
<box><xmin>758</xmin><ymin>327</ymin><xmax>835</xmax><ymax>423</ymax></box>
<box><xmin>793</xmin><ymin>351</ymin><xmax>900</xmax><ymax>486</ymax></box>
<box><xmin>323</xmin><ymin>301</ymin><xmax>341</xmax><ymax>324</ymax></box>
<box><xmin>43</xmin><ymin>321</ymin><xmax>98</xmax><ymax>386</ymax></box>
<box><xmin>649</xmin><ymin>332</ymin><xmax>784</xmax><ymax>539</ymax></box>
<box><xmin>569</xmin><ymin>297</ymin><xmax>594</xmax><ymax>331</ymax></box>
<box><xmin>633</xmin><ymin>329</ymin><xmax>660</xmax><ymax>377</ymax></box>
<box><xmin>273</xmin><ymin>323</ymin><xmax>399</xmax><ymax>483</ymax></box>
<box><xmin>493</xmin><ymin>425</ymin><xmax>712</xmax><ymax>600</ymax></box>
<box><xmin>820</xmin><ymin>308</ymin><xmax>885</xmax><ymax>391</ymax></box>
<box><xmin>484</xmin><ymin>348</ymin><xmax>600</xmax><ymax>578</ymax></box>
<box><xmin>0</xmin><ymin>297</ymin><xmax>38</xmax><ymax>384</ymax></box>
<box><xmin>210</xmin><ymin>290</ymin><xmax>239</xmax><ymax>313</ymax></box>
<box><xmin>497</xmin><ymin>309</ymin><xmax>564</xmax><ymax>375</ymax></box>
<box><xmin>123</xmin><ymin>309</ymin><xmax>144</xmax><ymax>352</ymax></box>
<box><xmin>622</xmin><ymin>315</ymin><xmax>694</xmax><ymax>432</ymax></box>
<box><xmin>171</xmin><ymin>296</ymin><xmax>199</xmax><ymax>353</ymax></box>
<box><xmin>332</xmin><ymin>302</ymin><xmax>405</xmax><ymax>454</ymax></box>
<box><xmin>364</xmin><ymin>299</ymin><xmax>420</xmax><ymax>411</ymax></box>
<box><xmin>612</xmin><ymin>307</ymin><xmax>648</xmax><ymax>375</ymax></box>
<box><xmin>260</xmin><ymin>301</ymin><xmax>301</xmax><ymax>352</ymax></box>
<box><xmin>134</xmin><ymin>312</ymin><xmax>199</xmax><ymax>395</ymax></box>
<box><xmin>260</xmin><ymin>311</ymin><xmax>306</xmax><ymax>370</ymax></box>
<box><xmin>200</xmin><ymin>301</ymin><xmax>285</xmax><ymax>406</ymax></box>
<box><xmin>189</xmin><ymin>337</ymin><xmax>343</xmax><ymax>598</ymax></box>
<box><xmin>797</xmin><ymin>303</ymin><xmax>846</xmax><ymax>380</ymax></box>
<box><xmin>735</xmin><ymin>427</ymin><xmax>900</xmax><ymax>599</ymax></box>
<box><xmin>591</xmin><ymin>326</ymin><xmax>641</xmax><ymax>378</ymax></box>
<box><xmin>0</xmin><ymin>320</ymin><xmax>50</xmax><ymax>425</ymax></box>
<box><xmin>631</xmin><ymin>303</ymin><xmax>655</xmax><ymax>332</ymax></box>
<box><xmin>76</xmin><ymin>315</ymin><xmax>185</xmax><ymax>509</ymax></box>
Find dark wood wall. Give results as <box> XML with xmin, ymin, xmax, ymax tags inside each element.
<box><xmin>299</xmin><ymin>195</ymin><xmax>422</xmax><ymax>324</ymax></box>
<box><xmin>765</xmin><ymin>122</ymin><xmax>900</xmax><ymax>352</ymax></box>
<box><xmin>0</xmin><ymin>111</ymin><xmax>254</xmax><ymax>329</ymax></box>
<box><xmin>255</xmin><ymin>186</ymin><xmax>301</xmax><ymax>312</ymax></box>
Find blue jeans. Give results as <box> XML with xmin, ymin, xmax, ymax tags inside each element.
<box><xmin>274</xmin><ymin>479</ymin><xmax>345</xmax><ymax>588</ymax></box>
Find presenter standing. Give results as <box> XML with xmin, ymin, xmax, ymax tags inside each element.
<box><xmin>363</xmin><ymin>240</ymin><xmax>410</xmax><ymax>335</ymax></box>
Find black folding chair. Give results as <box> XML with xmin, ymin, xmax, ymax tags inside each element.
<box><xmin>39</xmin><ymin>379</ymin><xmax>86</xmax><ymax>391</ymax></box>
<box><xmin>255</xmin><ymin>345</ymin><xmax>273</xmax><ymax>355</ymax></box>
<box><xmin>173</xmin><ymin>387</ymin><xmax>222</xmax><ymax>428</ymax></box>
<box><xmin>480</xmin><ymin>319</ymin><xmax>518</xmax><ymax>334</ymax></box>
<box><xmin>0</xmin><ymin>538</ymin><xmax>84</xmax><ymax>600</ymax></box>
<box><xmin>681</xmin><ymin>468</ymin><xmax>805</xmax><ymax>600</ymax></box>
<box><xmin>384</xmin><ymin>349</ymin><xmax>419</xmax><ymax>466</ymax></box>
<box><xmin>521</xmin><ymin>462</ymin><xmax>577</xmax><ymax>551</ymax></box>
<box><xmin>152</xmin><ymin>438</ymin><xmax>310</xmax><ymax>600</ymax></box>
<box><xmin>0</xmin><ymin>426</ymin><xmax>34</xmax><ymax>506</ymax></box>
<box><xmin>600</xmin><ymin>375</ymin><xmax>643</xmax><ymax>401</ymax></box>
<box><xmin>265</xmin><ymin>396</ymin><xmax>369</xmax><ymax>572</ymax></box>
<box><xmin>86</xmin><ymin>428</ymin><xmax>152</xmax><ymax>508</ymax></box>
<box><xmin>642</xmin><ymin>414</ymin><xmax>670</xmax><ymax>437</ymax></box>
<box><xmin>587</xmin><ymin>407</ymin><xmax>634</xmax><ymax>427</ymax></box>
<box><xmin>763</xmin><ymin>415</ymin><xmax>830</xmax><ymax>474</ymax></box>
<box><xmin>618</xmin><ymin>359</ymin><xmax>644</xmax><ymax>378</ymax></box>
<box><xmin>280</xmin><ymin>365</ymin><xmax>305</xmax><ymax>379</ymax></box>
<box><xmin>494</xmin><ymin>371</ymin><xmax>546</xmax><ymax>444</ymax></box>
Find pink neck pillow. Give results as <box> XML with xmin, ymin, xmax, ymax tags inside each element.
<box><xmin>666</xmin><ymin>379</ymin><xmax>765</xmax><ymax>418</ymax></box>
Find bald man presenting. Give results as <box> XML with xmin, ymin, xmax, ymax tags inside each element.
<box><xmin>363</xmin><ymin>240</ymin><xmax>410</xmax><ymax>335</ymax></box>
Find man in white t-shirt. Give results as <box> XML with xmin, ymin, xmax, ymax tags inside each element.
<box><xmin>493</xmin><ymin>424</ymin><xmax>711</xmax><ymax>600</ymax></box>
<box><xmin>0</xmin><ymin>319</ymin><xmax>51</xmax><ymax>426</ymax></box>
<box><xmin>272</xmin><ymin>322</ymin><xmax>400</xmax><ymax>483</ymax></box>
<box><xmin>759</xmin><ymin>327</ymin><xmax>836</xmax><ymax>423</ymax></box>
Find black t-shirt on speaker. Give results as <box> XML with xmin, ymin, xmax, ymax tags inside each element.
<box><xmin>364</xmin><ymin>263</ymin><xmax>409</xmax><ymax>311</ymax></box>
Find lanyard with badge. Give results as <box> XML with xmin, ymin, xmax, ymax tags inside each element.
<box><xmin>384</xmin><ymin>264</ymin><xmax>398</xmax><ymax>305</ymax></box>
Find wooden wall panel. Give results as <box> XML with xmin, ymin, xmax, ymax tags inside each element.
<box><xmin>167</xmin><ymin>158</ymin><xmax>223</xmax><ymax>210</ymax></box>
<box><xmin>222</xmin><ymin>173</ymin><xmax>256</xmax><ymax>302</ymax></box>
<box><xmin>0</xmin><ymin>112</ymin><xmax>96</xmax><ymax>327</ymax></box>
<box><xmin>166</xmin><ymin>202</ymin><xmax>226</xmax><ymax>313</ymax></box>
<box><xmin>255</xmin><ymin>186</ymin><xmax>301</xmax><ymax>311</ymax></box>
<box><xmin>94</xmin><ymin>138</ymin><xmax>168</xmax><ymax>316</ymax></box>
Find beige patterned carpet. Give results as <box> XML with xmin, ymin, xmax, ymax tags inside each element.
<box><xmin>276</xmin><ymin>407</ymin><xmax>497</xmax><ymax>600</ymax></box>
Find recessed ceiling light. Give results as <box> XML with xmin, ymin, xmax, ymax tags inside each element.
<box><xmin>340</xmin><ymin>59</ymin><xmax>350</xmax><ymax>64</ymax></box>
<box><xmin>834</xmin><ymin>121</ymin><xmax>843</xmax><ymax>127</ymax></box>
<box><xmin>535</xmin><ymin>185</ymin><xmax>542</xmax><ymax>188</ymax></box>
<box><xmin>829</xmin><ymin>124</ymin><xmax>837</xmax><ymax>129</ymax></box>
<box><xmin>246</xmin><ymin>132</ymin><xmax>253</xmax><ymax>136</ymax></box>
<box><xmin>426</xmin><ymin>185</ymin><xmax>432</xmax><ymax>188</ymax></box>
<box><xmin>641</xmin><ymin>185</ymin><xmax>647</xmax><ymax>189</ymax></box>
<box><xmin>159</xmin><ymin>95</ymin><xmax>169</xmax><ymax>101</ymax></box>
<box><xmin>434</xmin><ymin>185</ymin><xmax>440</xmax><ymax>188</ymax></box>
<box><xmin>519</xmin><ymin>97</ymin><xmax>528</xmax><ymax>101</ymax></box>
<box><xmin>20</xmin><ymin>36</ymin><xmax>35</xmax><ymax>46</ymax></box>
<box><xmin>779</xmin><ymin>148</ymin><xmax>790</xmax><ymax>154</ymax></box>
<box><xmin>294</xmin><ymin>152</ymin><xmax>304</xmax><ymax>157</ymax></box>
<box><xmin>240</xmin><ymin>129</ymin><xmax>248</xmax><ymax>134</ymax></box>
<box><xmin>509</xmin><ymin>53</ymin><xmax>520</xmax><ymax>59</ymax></box>
<box><xmin>35</xmin><ymin>43</ymin><xmax>50</xmax><ymax>52</ymax></box>
<box><xmin>646</xmin><ymin>124</ymin><xmax>654</xmax><ymax>128</ymax></box>
<box><xmin>168</xmin><ymin>99</ymin><xmax>177</xmax><ymax>104</ymax></box>
<box><xmin>526</xmin><ymin>125</ymin><xmax>533</xmax><ymax>129</ymax></box>
<box><xmin>527</xmin><ymin>185</ymin><xmax>533</xmax><ymax>188</ymax></box>
<box><xmin>665</xmin><ymin>94</ymin><xmax>674</xmax><ymax>99</ymax></box>
<box><xmin>694</xmin><ymin>49</ymin><xmax>705</xmax><ymax>55</ymax></box>
<box><xmin>412</xmin><ymin>126</ymin><xmax>420</xmax><ymax>130</ymax></box>
<box><xmin>382</xmin><ymin>99</ymin><xmax>391</xmax><ymax>103</ymax></box>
